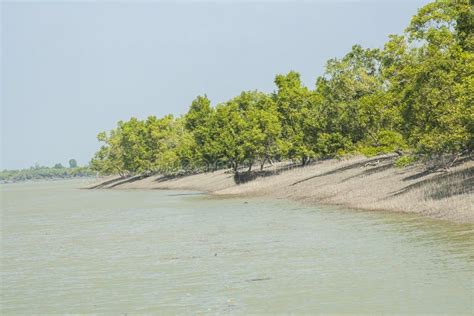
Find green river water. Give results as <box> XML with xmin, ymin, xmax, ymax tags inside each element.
<box><xmin>1</xmin><ymin>180</ymin><xmax>472</xmax><ymax>314</ymax></box>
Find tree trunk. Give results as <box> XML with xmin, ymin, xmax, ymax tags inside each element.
<box><xmin>301</xmin><ymin>156</ymin><xmax>307</xmax><ymax>166</ymax></box>
<box><xmin>260</xmin><ymin>157</ymin><xmax>266</xmax><ymax>171</ymax></box>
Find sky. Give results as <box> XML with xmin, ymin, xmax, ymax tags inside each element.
<box><xmin>1</xmin><ymin>0</ymin><xmax>430</xmax><ymax>170</ymax></box>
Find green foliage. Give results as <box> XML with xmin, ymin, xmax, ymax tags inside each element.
<box><xmin>184</xmin><ymin>95</ymin><xmax>221</xmax><ymax>170</ymax></box>
<box><xmin>314</xmin><ymin>133</ymin><xmax>352</xmax><ymax>158</ymax></box>
<box><xmin>90</xmin><ymin>127</ymin><xmax>126</xmax><ymax>176</ymax></box>
<box><xmin>90</xmin><ymin>0</ymin><xmax>472</xmax><ymax>176</ymax></box>
<box><xmin>274</xmin><ymin>71</ymin><xmax>320</xmax><ymax>165</ymax></box>
<box><xmin>184</xmin><ymin>95</ymin><xmax>213</xmax><ymax>131</ymax></box>
<box><xmin>357</xmin><ymin>130</ymin><xmax>407</xmax><ymax>157</ymax></box>
<box><xmin>389</xmin><ymin>0</ymin><xmax>473</xmax><ymax>156</ymax></box>
<box><xmin>214</xmin><ymin>91</ymin><xmax>281</xmax><ymax>170</ymax></box>
<box><xmin>395</xmin><ymin>155</ymin><xmax>417</xmax><ymax>168</ymax></box>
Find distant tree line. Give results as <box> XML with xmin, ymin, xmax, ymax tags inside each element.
<box><xmin>0</xmin><ymin>160</ymin><xmax>94</xmax><ymax>183</ymax></box>
<box><xmin>91</xmin><ymin>0</ymin><xmax>473</xmax><ymax>176</ymax></box>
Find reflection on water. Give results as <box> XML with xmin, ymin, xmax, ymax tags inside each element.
<box><xmin>1</xmin><ymin>180</ymin><xmax>473</xmax><ymax>314</ymax></box>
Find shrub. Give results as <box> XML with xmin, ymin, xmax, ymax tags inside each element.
<box><xmin>395</xmin><ymin>155</ymin><xmax>417</xmax><ymax>168</ymax></box>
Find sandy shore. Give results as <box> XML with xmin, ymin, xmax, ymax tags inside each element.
<box><xmin>86</xmin><ymin>155</ymin><xmax>473</xmax><ymax>224</ymax></box>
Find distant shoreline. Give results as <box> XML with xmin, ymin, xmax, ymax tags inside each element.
<box><xmin>0</xmin><ymin>165</ymin><xmax>95</xmax><ymax>184</ymax></box>
<box><xmin>86</xmin><ymin>155</ymin><xmax>473</xmax><ymax>224</ymax></box>
<box><xmin>1</xmin><ymin>175</ymin><xmax>95</xmax><ymax>185</ymax></box>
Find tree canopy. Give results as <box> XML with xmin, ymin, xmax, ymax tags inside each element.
<box><xmin>91</xmin><ymin>0</ymin><xmax>473</xmax><ymax>176</ymax></box>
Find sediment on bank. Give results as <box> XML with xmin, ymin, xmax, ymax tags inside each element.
<box><xmin>86</xmin><ymin>155</ymin><xmax>473</xmax><ymax>224</ymax></box>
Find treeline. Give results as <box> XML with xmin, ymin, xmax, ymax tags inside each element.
<box><xmin>0</xmin><ymin>164</ymin><xmax>94</xmax><ymax>183</ymax></box>
<box><xmin>91</xmin><ymin>0</ymin><xmax>473</xmax><ymax>176</ymax></box>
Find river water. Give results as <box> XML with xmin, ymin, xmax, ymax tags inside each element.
<box><xmin>1</xmin><ymin>180</ymin><xmax>472</xmax><ymax>314</ymax></box>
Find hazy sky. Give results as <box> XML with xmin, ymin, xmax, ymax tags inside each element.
<box><xmin>1</xmin><ymin>0</ymin><xmax>430</xmax><ymax>170</ymax></box>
